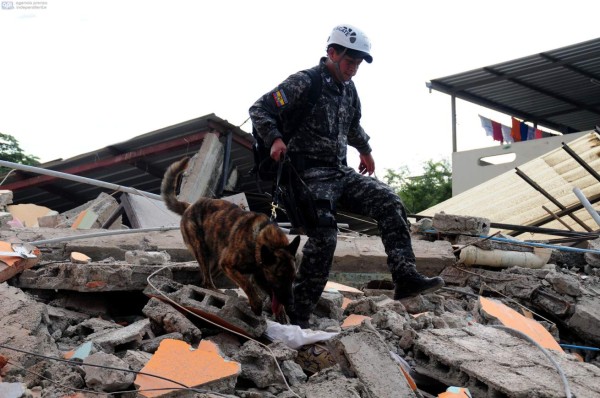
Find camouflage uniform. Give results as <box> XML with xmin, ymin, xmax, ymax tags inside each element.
<box><xmin>249</xmin><ymin>58</ymin><xmax>419</xmax><ymax>324</ymax></box>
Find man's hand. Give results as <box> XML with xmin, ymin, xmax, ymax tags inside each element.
<box><xmin>270</xmin><ymin>138</ymin><xmax>287</xmax><ymax>161</ymax></box>
<box><xmin>358</xmin><ymin>152</ymin><xmax>375</xmax><ymax>175</ymax></box>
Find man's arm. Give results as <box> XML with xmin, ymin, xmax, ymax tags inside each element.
<box><xmin>346</xmin><ymin>91</ymin><xmax>374</xmax><ymax>174</ymax></box>
<box><xmin>249</xmin><ymin>72</ymin><xmax>313</xmax><ymax>160</ymax></box>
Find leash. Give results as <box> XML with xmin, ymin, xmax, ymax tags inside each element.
<box><xmin>269</xmin><ymin>156</ymin><xmax>287</xmax><ymax>221</ymax></box>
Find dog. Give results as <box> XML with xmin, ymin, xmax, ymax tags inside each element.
<box><xmin>161</xmin><ymin>156</ymin><xmax>301</xmax><ymax>316</ymax></box>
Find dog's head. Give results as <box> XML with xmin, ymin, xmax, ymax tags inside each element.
<box><xmin>259</xmin><ymin>235</ymin><xmax>301</xmax><ymax>314</ymax></box>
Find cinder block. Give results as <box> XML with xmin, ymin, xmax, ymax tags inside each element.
<box><xmin>144</xmin><ymin>277</ymin><xmax>266</xmax><ymax>339</ymax></box>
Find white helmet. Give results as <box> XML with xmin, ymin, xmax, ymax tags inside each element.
<box><xmin>326</xmin><ymin>24</ymin><xmax>372</xmax><ymax>63</ymax></box>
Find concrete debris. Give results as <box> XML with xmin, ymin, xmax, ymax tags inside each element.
<box><xmin>326</xmin><ymin>321</ymin><xmax>418</xmax><ymax>397</ymax></box>
<box><xmin>1</xmin><ymin>172</ymin><xmax>600</xmax><ymax>397</ymax></box>
<box><xmin>414</xmin><ymin>324</ymin><xmax>600</xmax><ymax>398</ymax></box>
<box><xmin>83</xmin><ymin>351</ymin><xmax>136</xmax><ymax>392</ymax></box>
<box><xmin>143</xmin><ymin>297</ymin><xmax>203</xmax><ymax>345</ymax></box>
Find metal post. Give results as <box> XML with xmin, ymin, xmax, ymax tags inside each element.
<box><xmin>0</xmin><ymin>160</ymin><xmax>162</xmax><ymax>201</ymax></box>
<box><xmin>451</xmin><ymin>95</ymin><xmax>457</xmax><ymax>153</ymax></box>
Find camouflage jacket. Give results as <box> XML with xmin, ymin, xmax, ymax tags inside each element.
<box><xmin>249</xmin><ymin>57</ymin><xmax>372</xmax><ymax>167</ymax></box>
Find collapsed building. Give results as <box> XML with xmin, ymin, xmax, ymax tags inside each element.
<box><xmin>1</xmin><ymin>127</ymin><xmax>600</xmax><ymax>397</ymax></box>
<box><xmin>1</xmin><ymin>38</ymin><xmax>600</xmax><ymax>397</ymax></box>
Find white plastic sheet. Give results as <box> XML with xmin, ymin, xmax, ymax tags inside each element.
<box><xmin>265</xmin><ymin>320</ymin><xmax>338</xmax><ymax>349</ymax></box>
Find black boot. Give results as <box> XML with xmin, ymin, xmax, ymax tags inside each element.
<box><xmin>288</xmin><ymin>313</ymin><xmax>310</xmax><ymax>329</ymax></box>
<box><xmin>393</xmin><ymin>272</ymin><xmax>445</xmax><ymax>300</ymax></box>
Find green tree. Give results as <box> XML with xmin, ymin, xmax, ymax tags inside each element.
<box><xmin>0</xmin><ymin>133</ymin><xmax>40</xmax><ymax>175</ymax></box>
<box><xmin>384</xmin><ymin>159</ymin><xmax>452</xmax><ymax>214</ymax></box>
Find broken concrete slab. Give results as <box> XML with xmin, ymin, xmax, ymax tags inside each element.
<box><xmin>14</xmin><ymin>261</ymin><xmax>202</xmax><ymax>292</ymax></box>
<box><xmin>432</xmin><ymin>212</ymin><xmax>491</xmax><ymax>236</ymax></box>
<box><xmin>134</xmin><ymin>338</ymin><xmax>241</xmax><ymax>397</ymax></box>
<box><xmin>123</xmin><ymin>349</ymin><xmax>152</xmax><ymax>372</ymax></box>
<box><xmin>86</xmin><ymin>318</ymin><xmax>152</xmax><ymax>354</ymax></box>
<box><xmin>301</xmin><ymin>366</ymin><xmax>369</xmax><ymax>398</ymax></box>
<box><xmin>125</xmin><ymin>249</ymin><xmax>171</xmax><ymax>265</ymax></box>
<box><xmin>545</xmin><ymin>271</ymin><xmax>583</xmax><ymax>297</ymax></box>
<box><xmin>0</xmin><ymin>190</ymin><xmax>13</xmax><ymax>208</ymax></box>
<box><xmin>1</xmin><ymin>226</ymin><xmax>454</xmax><ymax>288</ymax></box>
<box><xmin>330</xmin><ymin>236</ymin><xmax>455</xmax><ymax>286</ymax></box>
<box><xmin>82</xmin><ymin>351</ymin><xmax>135</xmax><ymax>392</ymax></box>
<box><xmin>47</xmin><ymin>305</ymin><xmax>90</xmax><ymax>340</ymax></box>
<box><xmin>413</xmin><ymin>324</ymin><xmax>600</xmax><ymax>398</ymax></box>
<box><xmin>233</xmin><ymin>340</ymin><xmax>297</xmax><ymax>389</ymax></box>
<box><xmin>121</xmin><ymin>193</ymin><xmax>179</xmax><ymax>229</ymax></box>
<box><xmin>566</xmin><ymin>294</ymin><xmax>600</xmax><ymax>346</ymax></box>
<box><xmin>61</xmin><ymin>192</ymin><xmax>122</xmax><ymax>230</ymax></box>
<box><xmin>0</xmin><ymin>282</ymin><xmax>59</xmax><ymax>374</ymax></box>
<box><xmin>142</xmin><ymin>297</ymin><xmax>202</xmax><ymax>345</ymax></box>
<box><xmin>327</xmin><ymin>322</ymin><xmax>418</xmax><ymax>398</ymax></box>
<box><xmin>179</xmin><ymin>134</ymin><xmax>224</xmax><ymax>203</ymax></box>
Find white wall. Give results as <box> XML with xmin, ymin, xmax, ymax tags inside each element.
<box><xmin>452</xmin><ymin>131</ymin><xmax>590</xmax><ymax>195</ymax></box>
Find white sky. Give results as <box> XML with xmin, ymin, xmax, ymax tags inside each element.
<box><xmin>1</xmin><ymin>0</ymin><xmax>598</xmax><ymax>175</ymax></box>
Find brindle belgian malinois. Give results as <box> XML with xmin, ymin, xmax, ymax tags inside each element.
<box><xmin>161</xmin><ymin>157</ymin><xmax>301</xmax><ymax>316</ymax></box>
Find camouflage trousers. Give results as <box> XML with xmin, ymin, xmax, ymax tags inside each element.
<box><xmin>288</xmin><ymin>166</ymin><xmax>417</xmax><ymax>322</ymax></box>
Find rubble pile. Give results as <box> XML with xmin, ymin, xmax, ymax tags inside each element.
<box><xmin>1</xmin><ymin>184</ymin><xmax>600</xmax><ymax>397</ymax></box>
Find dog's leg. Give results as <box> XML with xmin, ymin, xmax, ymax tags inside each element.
<box><xmin>184</xmin><ymin>241</ymin><xmax>216</xmax><ymax>290</ymax></box>
<box><xmin>222</xmin><ymin>264</ymin><xmax>264</xmax><ymax>315</ymax></box>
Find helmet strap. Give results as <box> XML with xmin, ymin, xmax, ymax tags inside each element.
<box><xmin>329</xmin><ymin>47</ymin><xmax>348</xmax><ymax>82</ymax></box>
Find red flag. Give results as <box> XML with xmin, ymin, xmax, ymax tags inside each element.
<box><xmin>511</xmin><ymin>118</ymin><xmax>521</xmax><ymax>142</ymax></box>
<box><xmin>490</xmin><ymin>121</ymin><xmax>503</xmax><ymax>142</ymax></box>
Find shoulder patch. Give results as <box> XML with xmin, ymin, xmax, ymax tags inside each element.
<box><xmin>272</xmin><ymin>89</ymin><xmax>288</xmax><ymax>108</ymax></box>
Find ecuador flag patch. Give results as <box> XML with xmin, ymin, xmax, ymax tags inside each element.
<box><xmin>272</xmin><ymin>89</ymin><xmax>288</xmax><ymax>108</ymax></box>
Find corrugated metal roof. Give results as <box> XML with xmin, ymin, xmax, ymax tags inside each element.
<box><xmin>427</xmin><ymin>38</ymin><xmax>600</xmax><ymax>134</ymax></box>
<box><xmin>419</xmin><ymin>132</ymin><xmax>600</xmax><ymax>240</ymax></box>
<box><xmin>2</xmin><ymin>114</ymin><xmax>259</xmax><ymax>212</ymax></box>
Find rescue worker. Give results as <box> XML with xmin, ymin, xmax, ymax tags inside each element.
<box><xmin>249</xmin><ymin>24</ymin><xmax>444</xmax><ymax>328</ymax></box>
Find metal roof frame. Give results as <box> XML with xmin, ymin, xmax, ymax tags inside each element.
<box><xmin>427</xmin><ymin>38</ymin><xmax>600</xmax><ymax>151</ymax></box>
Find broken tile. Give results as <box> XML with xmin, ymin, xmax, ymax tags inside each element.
<box><xmin>71</xmin><ymin>209</ymin><xmax>98</xmax><ymax>229</ymax></box>
<box><xmin>438</xmin><ymin>386</ymin><xmax>473</xmax><ymax>397</ymax></box>
<box><xmin>341</xmin><ymin>314</ymin><xmax>371</xmax><ymax>329</ymax></box>
<box><xmin>134</xmin><ymin>339</ymin><xmax>241</xmax><ymax>397</ymax></box>
<box><xmin>64</xmin><ymin>341</ymin><xmax>95</xmax><ymax>361</ymax></box>
<box><xmin>70</xmin><ymin>252</ymin><xmax>91</xmax><ymax>264</ymax></box>
<box><xmin>7</xmin><ymin>203</ymin><xmax>54</xmax><ymax>227</ymax></box>
<box><xmin>478</xmin><ymin>296</ymin><xmax>563</xmax><ymax>352</ymax></box>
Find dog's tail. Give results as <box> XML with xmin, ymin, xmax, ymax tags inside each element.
<box><xmin>161</xmin><ymin>157</ymin><xmax>191</xmax><ymax>215</ymax></box>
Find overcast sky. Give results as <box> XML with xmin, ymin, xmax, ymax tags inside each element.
<box><xmin>1</xmin><ymin>0</ymin><xmax>597</xmax><ymax>175</ymax></box>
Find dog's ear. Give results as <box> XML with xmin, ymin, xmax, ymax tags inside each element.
<box><xmin>260</xmin><ymin>245</ymin><xmax>276</xmax><ymax>265</ymax></box>
<box><xmin>287</xmin><ymin>236</ymin><xmax>301</xmax><ymax>255</ymax></box>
